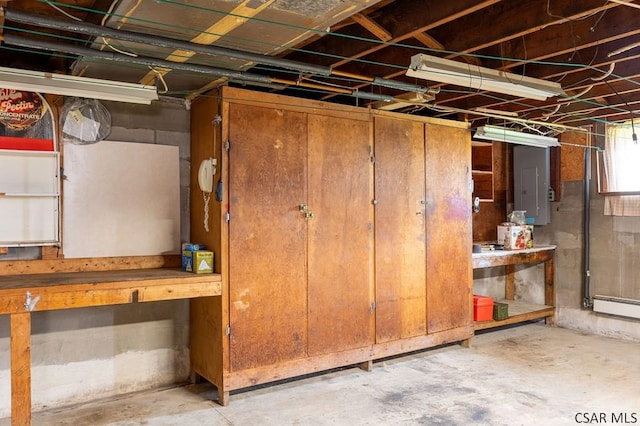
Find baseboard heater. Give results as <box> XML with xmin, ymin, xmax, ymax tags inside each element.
<box><xmin>593</xmin><ymin>295</ymin><xmax>640</xmax><ymax>320</ymax></box>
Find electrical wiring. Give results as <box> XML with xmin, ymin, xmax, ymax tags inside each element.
<box><xmin>44</xmin><ymin>0</ymin><xmax>81</xmax><ymax>21</ymax></box>
<box><xmin>148</xmin><ymin>67</ymin><xmax>169</xmax><ymax>94</ymax></box>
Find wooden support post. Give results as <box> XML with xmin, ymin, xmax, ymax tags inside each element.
<box><xmin>217</xmin><ymin>390</ymin><xmax>230</xmax><ymax>406</ymax></box>
<box><xmin>358</xmin><ymin>360</ymin><xmax>373</xmax><ymax>372</ymax></box>
<box><xmin>505</xmin><ymin>264</ymin><xmax>515</xmax><ymax>300</ymax></box>
<box><xmin>545</xmin><ymin>257</ymin><xmax>556</xmax><ymax>325</ymax></box>
<box><xmin>10</xmin><ymin>312</ymin><xmax>31</xmax><ymax>426</ymax></box>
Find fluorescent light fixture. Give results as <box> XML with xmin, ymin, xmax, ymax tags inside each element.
<box><xmin>0</xmin><ymin>66</ymin><xmax>158</xmax><ymax>104</ymax></box>
<box><xmin>473</xmin><ymin>107</ymin><xmax>519</xmax><ymax>117</ymax></box>
<box><xmin>406</xmin><ymin>54</ymin><xmax>565</xmax><ymax>101</ymax></box>
<box><xmin>474</xmin><ymin>125</ymin><xmax>561</xmax><ymax>148</ymax></box>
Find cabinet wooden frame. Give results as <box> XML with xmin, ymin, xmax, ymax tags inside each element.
<box><xmin>189</xmin><ymin>87</ymin><xmax>473</xmax><ymax>405</ymax></box>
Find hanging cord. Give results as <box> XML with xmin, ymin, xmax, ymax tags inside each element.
<box><xmin>45</xmin><ymin>0</ymin><xmax>82</xmax><ymax>21</ymax></box>
<box><xmin>203</xmin><ymin>191</ymin><xmax>211</xmax><ymax>232</ymax></box>
<box><xmin>603</xmin><ymin>80</ymin><xmax>637</xmax><ymax>142</ymax></box>
<box><xmin>148</xmin><ymin>67</ymin><xmax>169</xmax><ymax>93</ymax></box>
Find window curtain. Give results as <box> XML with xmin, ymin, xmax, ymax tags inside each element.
<box><xmin>603</xmin><ymin>122</ymin><xmax>640</xmax><ymax>216</ymax></box>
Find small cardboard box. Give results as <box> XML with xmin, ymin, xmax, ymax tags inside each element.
<box><xmin>181</xmin><ymin>243</ymin><xmax>205</xmax><ymax>272</ymax></box>
<box><xmin>193</xmin><ymin>250</ymin><xmax>214</xmax><ymax>274</ymax></box>
<box><xmin>497</xmin><ymin>225</ymin><xmax>533</xmax><ymax>250</ymax></box>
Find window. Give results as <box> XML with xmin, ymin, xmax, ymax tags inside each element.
<box><xmin>599</xmin><ymin>120</ymin><xmax>640</xmax><ymax>216</ymax></box>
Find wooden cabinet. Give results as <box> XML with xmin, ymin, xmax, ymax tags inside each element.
<box><xmin>190</xmin><ymin>87</ymin><xmax>473</xmax><ymax>404</ymax></box>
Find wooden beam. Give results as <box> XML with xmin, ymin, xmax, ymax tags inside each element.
<box><xmin>351</xmin><ymin>13</ymin><xmax>392</xmax><ymax>41</ymax></box>
<box><xmin>0</xmin><ymin>255</ymin><xmax>181</xmax><ymax>276</ymax></box>
<box><xmin>608</xmin><ymin>0</ymin><xmax>640</xmax><ymax>10</ymax></box>
<box><xmin>413</xmin><ymin>31</ymin><xmax>444</xmax><ymax>50</ymax></box>
<box><xmin>414</xmin><ymin>32</ymin><xmax>481</xmax><ymax>66</ymax></box>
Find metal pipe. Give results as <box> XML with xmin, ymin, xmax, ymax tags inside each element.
<box><xmin>3</xmin><ymin>34</ymin><xmax>273</xmax><ymax>85</ymax></box>
<box><xmin>583</xmin><ymin>142</ymin><xmax>592</xmax><ymax>308</ymax></box>
<box><xmin>4</xmin><ymin>9</ymin><xmax>429</xmax><ymax>94</ymax></box>
<box><xmin>4</xmin><ymin>8</ymin><xmax>331</xmax><ymax>76</ymax></box>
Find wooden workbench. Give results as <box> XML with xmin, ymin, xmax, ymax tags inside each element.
<box><xmin>0</xmin><ymin>264</ymin><xmax>222</xmax><ymax>426</ymax></box>
<box><xmin>472</xmin><ymin>245</ymin><xmax>556</xmax><ymax>331</ymax></box>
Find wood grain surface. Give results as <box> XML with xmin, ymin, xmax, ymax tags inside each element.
<box><xmin>373</xmin><ymin>116</ymin><xmax>427</xmax><ymax>343</ymax></box>
<box><xmin>425</xmin><ymin>123</ymin><xmax>473</xmax><ymax>333</ymax></box>
<box><xmin>228</xmin><ymin>102</ymin><xmax>308</xmax><ymax>371</ymax></box>
<box><xmin>307</xmin><ymin>114</ymin><xmax>373</xmax><ymax>356</ymax></box>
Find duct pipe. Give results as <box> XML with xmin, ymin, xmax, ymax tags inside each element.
<box><xmin>583</xmin><ymin>145</ymin><xmax>592</xmax><ymax>308</ymax></box>
<box><xmin>4</xmin><ymin>8</ymin><xmax>331</xmax><ymax>76</ymax></box>
<box><xmin>4</xmin><ymin>9</ymin><xmax>428</xmax><ymax>94</ymax></box>
<box><xmin>3</xmin><ymin>34</ymin><xmax>274</xmax><ymax>84</ymax></box>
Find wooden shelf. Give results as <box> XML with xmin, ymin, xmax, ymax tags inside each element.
<box><xmin>474</xmin><ymin>300</ymin><xmax>555</xmax><ymax>331</ymax></box>
<box><xmin>472</xmin><ymin>171</ymin><xmax>494</xmax><ymax>201</ymax></box>
<box><xmin>472</xmin><ymin>144</ymin><xmax>494</xmax><ymax>201</ymax></box>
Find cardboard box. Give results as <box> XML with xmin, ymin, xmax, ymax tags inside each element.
<box><xmin>473</xmin><ymin>295</ymin><xmax>494</xmax><ymax>322</ymax></box>
<box><xmin>181</xmin><ymin>243</ymin><xmax>206</xmax><ymax>271</ymax></box>
<box><xmin>497</xmin><ymin>225</ymin><xmax>533</xmax><ymax>250</ymax></box>
<box><xmin>193</xmin><ymin>250</ymin><xmax>214</xmax><ymax>274</ymax></box>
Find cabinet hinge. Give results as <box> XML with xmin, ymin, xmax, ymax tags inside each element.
<box><xmin>212</xmin><ymin>115</ymin><xmax>222</xmax><ymax>126</ymax></box>
<box><xmin>369</xmin><ymin>146</ymin><xmax>375</xmax><ymax>164</ymax></box>
<box><xmin>368</xmin><ymin>222</ymin><xmax>373</xmax><ymax>231</ymax></box>
<box><xmin>225</xmin><ymin>325</ymin><xmax>231</xmax><ymax>336</ymax></box>
<box><xmin>224</xmin><ymin>140</ymin><xmax>230</xmax><ymax>151</ymax></box>
<box><xmin>369</xmin><ymin>301</ymin><xmax>377</xmax><ymax>314</ymax></box>
<box><xmin>225</xmin><ymin>212</ymin><xmax>230</xmax><ymax>223</ymax></box>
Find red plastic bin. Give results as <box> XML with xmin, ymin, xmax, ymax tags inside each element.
<box><xmin>473</xmin><ymin>295</ymin><xmax>494</xmax><ymax>322</ymax></box>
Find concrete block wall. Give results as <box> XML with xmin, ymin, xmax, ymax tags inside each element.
<box><xmin>0</xmin><ymin>100</ymin><xmax>192</xmax><ymax>418</ymax></box>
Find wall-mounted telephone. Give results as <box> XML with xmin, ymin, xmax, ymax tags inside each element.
<box><xmin>199</xmin><ymin>157</ymin><xmax>217</xmax><ymax>232</ymax></box>
<box><xmin>198</xmin><ymin>157</ymin><xmax>217</xmax><ymax>193</ymax></box>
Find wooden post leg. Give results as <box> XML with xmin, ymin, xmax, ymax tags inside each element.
<box><xmin>217</xmin><ymin>390</ymin><xmax>230</xmax><ymax>406</ymax></box>
<box><xmin>505</xmin><ymin>264</ymin><xmax>515</xmax><ymax>300</ymax></box>
<box><xmin>545</xmin><ymin>257</ymin><xmax>556</xmax><ymax>326</ymax></box>
<box><xmin>10</xmin><ymin>312</ymin><xmax>32</xmax><ymax>426</ymax></box>
<box><xmin>358</xmin><ymin>360</ymin><xmax>373</xmax><ymax>372</ymax></box>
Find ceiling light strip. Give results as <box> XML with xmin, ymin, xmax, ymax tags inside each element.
<box><xmin>474</xmin><ymin>125</ymin><xmax>561</xmax><ymax>147</ymax></box>
<box><xmin>0</xmin><ymin>66</ymin><xmax>158</xmax><ymax>104</ymax></box>
<box><xmin>406</xmin><ymin>54</ymin><xmax>566</xmax><ymax>101</ymax></box>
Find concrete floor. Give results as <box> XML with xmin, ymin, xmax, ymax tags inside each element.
<box><xmin>3</xmin><ymin>323</ymin><xmax>639</xmax><ymax>425</ymax></box>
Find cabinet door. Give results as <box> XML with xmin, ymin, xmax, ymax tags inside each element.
<box><xmin>425</xmin><ymin>123</ymin><xmax>472</xmax><ymax>333</ymax></box>
<box><xmin>374</xmin><ymin>117</ymin><xmax>427</xmax><ymax>342</ymax></box>
<box><xmin>307</xmin><ymin>114</ymin><xmax>373</xmax><ymax>356</ymax></box>
<box><xmin>228</xmin><ymin>103</ymin><xmax>308</xmax><ymax>371</ymax></box>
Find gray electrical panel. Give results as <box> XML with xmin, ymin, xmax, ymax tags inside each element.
<box><xmin>513</xmin><ymin>146</ymin><xmax>551</xmax><ymax>225</ymax></box>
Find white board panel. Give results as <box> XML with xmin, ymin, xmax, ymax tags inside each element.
<box><xmin>63</xmin><ymin>141</ymin><xmax>180</xmax><ymax>258</ymax></box>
